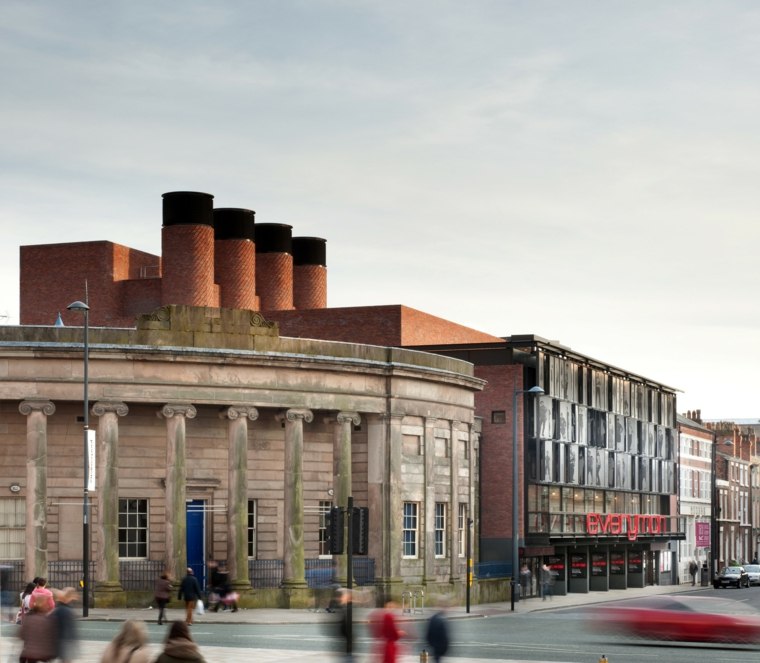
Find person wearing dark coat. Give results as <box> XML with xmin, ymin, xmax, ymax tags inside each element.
<box><xmin>425</xmin><ymin>609</ymin><xmax>450</xmax><ymax>663</ymax></box>
<box><xmin>51</xmin><ymin>587</ymin><xmax>79</xmax><ymax>663</ymax></box>
<box><xmin>177</xmin><ymin>568</ymin><xmax>203</xmax><ymax>626</ymax></box>
<box><xmin>154</xmin><ymin>620</ymin><xmax>207</xmax><ymax>663</ymax></box>
<box><xmin>18</xmin><ymin>593</ymin><xmax>57</xmax><ymax>663</ymax></box>
<box><xmin>155</xmin><ymin>573</ymin><xmax>172</xmax><ymax>625</ymax></box>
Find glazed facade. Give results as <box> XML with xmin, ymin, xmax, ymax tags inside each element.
<box><xmin>522</xmin><ymin>343</ymin><xmax>682</xmax><ymax>593</ymax></box>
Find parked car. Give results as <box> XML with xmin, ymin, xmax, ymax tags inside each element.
<box><xmin>591</xmin><ymin>595</ymin><xmax>760</xmax><ymax>643</ymax></box>
<box><xmin>745</xmin><ymin>564</ymin><xmax>760</xmax><ymax>586</ymax></box>
<box><xmin>714</xmin><ymin>565</ymin><xmax>750</xmax><ymax>589</ymax></box>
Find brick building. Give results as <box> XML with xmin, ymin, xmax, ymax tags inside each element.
<box><xmin>676</xmin><ymin>411</ymin><xmax>714</xmax><ymax>581</ymax></box>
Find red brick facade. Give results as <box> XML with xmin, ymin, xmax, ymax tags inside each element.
<box><xmin>266</xmin><ymin>305</ymin><xmax>503</xmax><ymax>346</ymax></box>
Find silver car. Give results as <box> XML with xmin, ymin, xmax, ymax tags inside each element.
<box><xmin>745</xmin><ymin>564</ymin><xmax>760</xmax><ymax>586</ymax></box>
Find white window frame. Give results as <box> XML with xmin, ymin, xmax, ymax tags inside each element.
<box><xmin>0</xmin><ymin>498</ymin><xmax>24</xmax><ymax>560</ymax></box>
<box><xmin>402</xmin><ymin>502</ymin><xmax>419</xmax><ymax>558</ymax></box>
<box><xmin>435</xmin><ymin>502</ymin><xmax>447</xmax><ymax>558</ymax></box>
<box><xmin>248</xmin><ymin>499</ymin><xmax>258</xmax><ymax>558</ymax></box>
<box><xmin>458</xmin><ymin>503</ymin><xmax>467</xmax><ymax>558</ymax></box>
<box><xmin>118</xmin><ymin>498</ymin><xmax>148</xmax><ymax>559</ymax></box>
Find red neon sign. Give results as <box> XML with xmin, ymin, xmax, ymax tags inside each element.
<box><xmin>586</xmin><ymin>512</ymin><xmax>667</xmax><ymax>541</ymax></box>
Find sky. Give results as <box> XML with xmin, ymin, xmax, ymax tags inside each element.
<box><xmin>1</xmin><ymin>1</ymin><xmax>759</xmax><ymax>420</ymax></box>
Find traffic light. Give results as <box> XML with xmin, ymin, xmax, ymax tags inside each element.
<box><xmin>327</xmin><ymin>506</ymin><xmax>344</xmax><ymax>554</ymax></box>
<box><xmin>352</xmin><ymin>506</ymin><xmax>369</xmax><ymax>555</ymax></box>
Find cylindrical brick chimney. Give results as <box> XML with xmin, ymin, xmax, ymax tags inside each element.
<box><xmin>255</xmin><ymin>223</ymin><xmax>293</xmax><ymax>311</ymax></box>
<box><xmin>292</xmin><ymin>237</ymin><xmax>327</xmax><ymax>310</ymax></box>
<box><xmin>161</xmin><ymin>191</ymin><xmax>217</xmax><ymax>307</ymax></box>
<box><xmin>213</xmin><ymin>208</ymin><xmax>257</xmax><ymax>310</ymax></box>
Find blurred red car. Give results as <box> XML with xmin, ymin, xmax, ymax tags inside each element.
<box><xmin>590</xmin><ymin>595</ymin><xmax>760</xmax><ymax>644</ymax></box>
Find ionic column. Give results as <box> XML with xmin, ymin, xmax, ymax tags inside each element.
<box><xmin>469</xmin><ymin>424</ymin><xmax>479</xmax><ymax>564</ymax></box>
<box><xmin>331</xmin><ymin>411</ymin><xmax>360</xmax><ymax>583</ymax></box>
<box><xmin>384</xmin><ymin>414</ymin><xmax>404</xmax><ymax>598</ymax></box>
<box><xmin>19</xmin><ymin>399</ymin><xmax>55</xmax><ymax>581</ymax></box>
<box><xmin>449</xmin><ymin>420</ymin><xmax>460</xmax><ymax>583</ymax></box>
<box><xmin>220</xmin><ymin>405</ymin><xmax>258</xmax><ymax>589</ymax></box>
<box><xmin>158</xmin><ymin>403</ymin><xmax>196</xmax><ymax>580</ymax></box>
<box><xmin>92</xmin><ymin>401</ymin><xmax>129</xmax><ymax>592</ymax></box>
<box><xmin>423</xmin><ymin>417</ymin><xmax>437</xmax><ymax>584</ymax></box>
<box><xmin>279</xmin><ymin>408</ymin><xmax>312</xmax><ymax>587</ymax></box>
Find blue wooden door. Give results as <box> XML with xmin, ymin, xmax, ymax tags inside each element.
<box><xmin>186</xmin><ymin>500</ymin><xmax>206</xmax><ymax>590</ymax></box>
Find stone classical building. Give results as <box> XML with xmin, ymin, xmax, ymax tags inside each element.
<box><xmin>0</xmin><ymin>306</ymin><xmax>483</xmax><ymax>607</ymax></box>
<box><xmin>2</xmin><ymin>190</ymin><xmax>499</xmax><ymax>607</ymax></box>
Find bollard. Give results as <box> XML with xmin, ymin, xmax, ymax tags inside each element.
<box><xmin>420</xmin><ymin>649</ymin><xmax>429</xmax><ymax>663</ymax></box>
<box><xmin>598</xmin><ymin>655</ymin><xmax>608</xmax><ymax>663</ymax></box>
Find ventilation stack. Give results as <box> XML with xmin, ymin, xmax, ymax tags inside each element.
<box><xmin>292</xmin><ymin>237</ymin><xmax>327</xmax><ymax>310</ymax></box>
<box><xmin>161</xmin><ymin>191</ymin><xmax>217</xmax><ymax>307</ymax></box>
<box><xmin>255</xmin><ymin>223</ymin><xmax>293</xmax><ymax>310</ymax></box>
<box><xmin>213</xmin><ymin>208</ymin><xmax>257</xmax><ymax>310</ymax></box>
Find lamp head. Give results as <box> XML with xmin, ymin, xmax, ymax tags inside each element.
<box><xmin>527</xmin><ymin>386</ymin><xmax>545</xmax><ymax>395</ymax></box>
<box><xmin>67</xmin><ymin>301</ymin><xmax>89</xmax><ymax>313</ymax></box>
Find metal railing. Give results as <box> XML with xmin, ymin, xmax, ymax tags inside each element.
<box><xmin>0</xmin><ymin>557</ymin><xmax>376</xmax><ymax>594</ymax></box>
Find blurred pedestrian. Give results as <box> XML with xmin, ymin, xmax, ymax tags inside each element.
<box><xmin>31</xmin><ymin>576</ymin><xmax>56</xmax><ymax>613</ymax></box>
<box><xmin>688</xmin><ymin>560</ymin><xmax>698</xmax><ymax>586</ymax></box>
<box><xmin>329</xmin><ymin>588</ymin><xmax>352</xmax><ymax>657</ymax></box>
<box><xmin>51</xmin><ymin>587</ymin><xmax>79</xmax><ymax>663</ymax></box>
<box><xmin>18</xmin><ymin>593</ymin><xmax>56</xmax><ymax>663</ymax></box>
<box><xmin>425</xmin><ymin>607</ymin><xmax>450</xmax><ymax>663</ymax></box>
<box><xmin>371</xmin><ymin>600</ymin><xmax>405</xmax><ymax>663</ymax></box>
<box><xmin>177</xmin><ymin>568</ymin><xmax>202</xmax><ymax>626</ymax></box>
<box><xmin>206</xmin><ymin>561</ymin><xmax>220</xmax><ymax>610</ymax></box>
<box><xmin>154</xmin><ymin>620</ymin><xmax>207</xmax><ymax>663</ymax></box>
<box><xmin>540</xmin><ymin>564</ymin><xmax>554</xmax><ymax>601</ymax></box>
<box><xmin>16</xmin><ymin>581</ymin><xmax>36</xmax><ymax>624</ymax></box>
<box><xmin>99</xmin><ymin>619</ymin><xmax>152</xmax><ymax>663</ymax></box>
<box><xmin>211</xmin><ymin>564</ymin><xmax>237</xmax><ymax>612</ymax></box>
<box><xmin>519</xmin><ymin>564</ymin><xmax>532</xmax><ymax>597</ymax></box>
<box><xmin>155</xmin><ymin>572</ymin><xmax>172</xmax><ymax>626</ymax></box>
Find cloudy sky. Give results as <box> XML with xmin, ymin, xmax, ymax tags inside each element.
<box><xmin>1</xmin><ymin>1</ymin><xmax>758</xmax><ymax>419</ymax></box>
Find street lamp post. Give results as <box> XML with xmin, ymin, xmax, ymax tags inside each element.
<box><xmin>67</xmin><ymin>300</ymin><xmax>90</xmax><ymax>617</ymax></box>
<box><xmin>511</xmin><ymin>385</ymin><xmax>544</xmax><ymax>612</ymax></box>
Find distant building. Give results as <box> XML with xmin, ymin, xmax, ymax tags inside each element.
<box><xmin>677</xmin><ymin>411</ymin><xmax>714</xmax><ymax>579</ymax></box>
<box><xmin>706</xmin><ymin>420</ymin><xmax>758</xmax><ymax>567</ymax></box>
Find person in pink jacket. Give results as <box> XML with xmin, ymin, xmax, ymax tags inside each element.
<box><xmin>30</xmin><ymin>577</ymin><xmax>56</xmax><ymax>613</ymax></box>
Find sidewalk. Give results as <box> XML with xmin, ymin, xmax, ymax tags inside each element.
<box><xmin>79</xmin><ymin>580</ymin><xmax>703</xmax><ymax>625</ymax></box>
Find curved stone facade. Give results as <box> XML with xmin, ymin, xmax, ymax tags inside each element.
<box><xmin>0</xmin><ymin>306</ymin><xmax>482</xmax><ymax>607</ymax></box>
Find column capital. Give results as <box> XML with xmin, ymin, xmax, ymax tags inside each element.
<box><xmin>220</xmin><ymin>405</ymin><xmax>259</xmax><ymax>421</ymax></box>
<box><xmin>329</xmin><ymin>412</ymin><xmax>362</xmax><ymax>426</ymax></box>
<box><xmin>277</xmin><ymin>408</ymin><xmax>313</xmax><ymax>424</ymax></box>
<box><xmin>157</xmin><ymin>403</ymin><xmax>197</xmax><ymax>420</ymax></box>
<box><xmin>19</xmin><ymin>399</ymin><xmax>55</xmax><ymax>416</ymax></box>
<box><xmin>92</xmin><ymin>401</ymin><xmax>129</xmax><ymax>417</ymax></box>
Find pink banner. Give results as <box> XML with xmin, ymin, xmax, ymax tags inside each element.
<box><xmin>695</xmin><ymin>521</ymin><xmax>710</xmax><ymax>548</ymax></box>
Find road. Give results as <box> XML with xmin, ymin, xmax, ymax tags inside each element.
<box><xmin>3</xmin><ymin>588</ymin><xmax>760</xmax><ymax>663</ymax></box>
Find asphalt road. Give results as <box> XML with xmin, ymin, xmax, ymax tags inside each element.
<box><xmin>5</xmin><ymin>588</ymin><xmax>760</xmax><ymax>663</ymax></box>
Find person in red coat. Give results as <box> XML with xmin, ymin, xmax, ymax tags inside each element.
<box><xmin>371</xmin><ymin>601</ymin><xmax>405</xmax><ymax>663</ymax></box>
